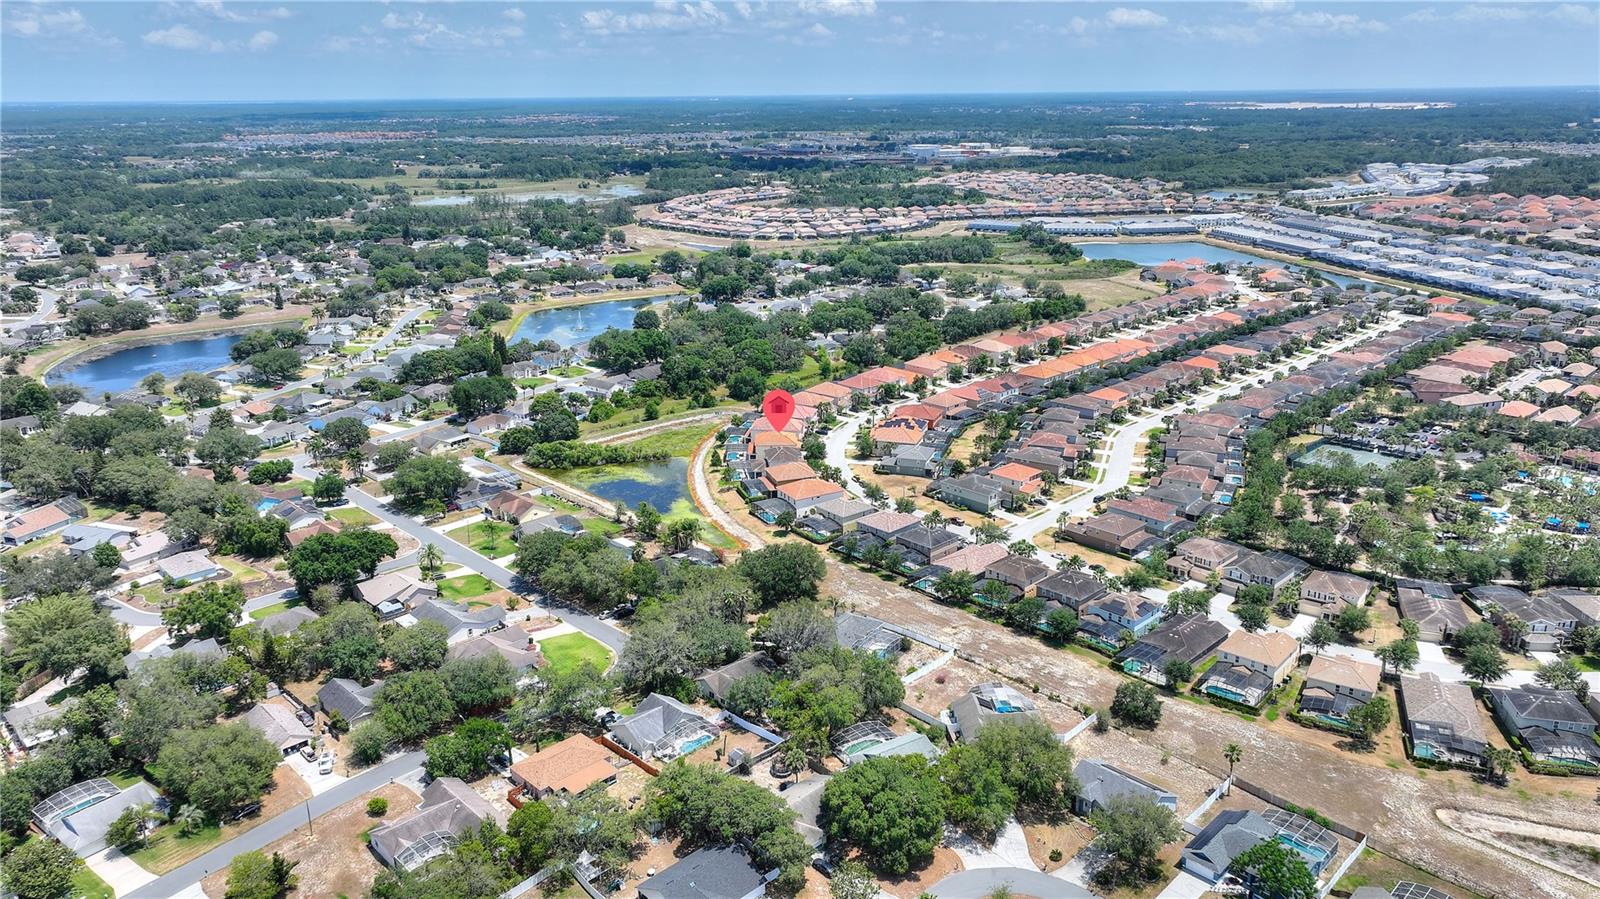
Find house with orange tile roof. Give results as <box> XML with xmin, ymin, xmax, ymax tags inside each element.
<box><xmin>1497</xmin><ymin>400</ymin><xmax>1540</xmax><ymax>419</ymax></box>
<box><xmin>869</xmin><ymin>418</ymin><xmax>928</xmax><ymax>454</ymax></box>
<box><xmin>509</xmin><ymin>734</ymin><xmax>621</xmax><ymax>799</ymax></box>
<box><xmin>776</xmin><ymin>478</ymin><xmax>847</xmax><ymax>512</ymax></box>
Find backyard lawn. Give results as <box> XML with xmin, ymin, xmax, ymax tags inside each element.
<box><xmin>250</xmin><ymin>598</ymin><xmax>304</xmax><ymax>620</ymax></box>
<box><xmin>327</xmin><ymin>506</ymin><xmax>378</xmax><ymax>527</ymax></box>
<box><xmin>451</xmin><ymin>520</ymin><xmax>516</xmax><ymax>556</ymax></box>
<box><xmin>438</xmin><ymin>574</ymin><xmax>497</xmax><ymax>602</ymax></box>
<box><xmin>130</xmin><ymin>820</ymin><xmax>226</xmax><ymax>874</ymax></box>
<box><xmin>539</xmin><ymin>633</ymin><xmax>612</xmax><ymax>676</ymax></box>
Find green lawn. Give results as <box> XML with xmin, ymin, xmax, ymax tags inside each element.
<box><xmin>73</xmin><ymin>863</ymin><xmax>115</xmax><ymax>899</ymax></box>
<box><xmin>105</xmin><ymin>767</ymin><xmax>145</xmax><ymax>789</ymax></box>
<box><xmin>538</xmin><ymin>633</ymin><xmax>612</xmax><ymax>676</ymax></box>
<box><xmin>129</xmin><ymin>821</ymin><xmax>225</xmax><ymax>874</ymax></box>
<box><xmin>549</xmin><ymin>365</ymin><xmax>590</xmax><ymax>378</ymax></box>
<box><xmin>438</xmin><ymin>574</ymin><xmax>497</xmax><ymax>602</ymax></box>
<box><xmin>250</xmin><ymin>598</ymin><xmax>304</xmax><ymax>620</ymax></box>
<box><xmin>517</xmin><ymin>377</ymin><xmax>553</xmax><ymax>388</ymax></box>
<box><xmin>628</xmin><ymin>423</ymin><xmax>718</xmax><ymax>457</ymax></box>
<box><xmin>582</xmin><ymin>518</ymin><xmax>623</xmax><ymax>537</ymax></box>
<box><xmin>328</xmin><ymin>506</ymin><xmax>379</xmax><ymax>527</ymax></box>
<box><xmin>451</xmin><ymin>520</ymin><xmax>516</xmax><ymax>556</ymax></box>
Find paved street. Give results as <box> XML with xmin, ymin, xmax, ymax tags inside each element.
<box><xmin>291</xmin><ymin>455</ymin><xmax>628</xmax><ymax>653</ymax></box>
<box><xmin>124</xmin><ymin>751</ymin><xmax>427</xmax><ymax>899</ymax></box>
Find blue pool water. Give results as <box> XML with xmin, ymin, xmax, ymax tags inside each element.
<box><xmin>678</xmin><ymin>734</ymin><xmax>713</xmax><ymax>755</ymax></box>
<box><xmin>511</xmin><ymin>298</ymin><xmax>654</xmax><ymax>347</ymax></box>
<box><xmin>47</xmin><ymin>334</ymin><xmax>244</xmax><ymax>397</ymax></box>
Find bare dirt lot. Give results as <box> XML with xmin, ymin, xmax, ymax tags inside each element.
<box><xmin>200</xmin><ymin>782</ymin><xmax>418</xmax><ymax>898</ymax></box>
<box><xmin>822</xmin><ymin>559</ymin><xmax>1599</xmax><ymax>899</ymax></box>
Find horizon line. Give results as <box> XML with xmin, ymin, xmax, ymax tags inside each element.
<box><xmin>3</xmin><ymin>84</ymin><xmax>1594</xmax><ymax>108</ymax></box>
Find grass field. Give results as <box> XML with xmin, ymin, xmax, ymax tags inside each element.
<box><xmin>1334</xmin><ymin>848</ymin><xmax>1486</xmax><ymax>899</ymax></box>
<box><xmin>72</xmin><ymin>863</ymin><xmax>115</xmax><ymax>899</ymax></box>
<box><xmin>438</xmin><ymin>573</ymin><xmax>497</xmax><ymax>601</ymax></box>
<box><xmin>538</xmin><ymin>632</ymin><xmax>612</xmax><ymax>676</ymax></box>
<box><xmin>451</xmin><ymin>520</ymin><xmax>516</xmax><ymax>556</ymax></box>
<box><xmin>130</xmin><ymin>821</ymin><xmax>226</xmax><ymax>874</ymax></box>
<box><xmin>249</xmin><ymin>598</ymin><xmax>304</xmax><ymax>620</ymax></box>
<box><xmin>327</xmin><ymin>506</ymin><xmax>378</xmax><ymax>527</ymax></box>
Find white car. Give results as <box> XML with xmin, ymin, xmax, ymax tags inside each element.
<box><xmin>318</xmin><ymin>753</ymin><xmax>334</xmax><ymax>775</ymax></box>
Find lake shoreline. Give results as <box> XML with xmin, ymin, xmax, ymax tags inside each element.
<box><xmin>31</xmin><ymin>308</ymin><xmax>311</xmax><ymax>380</ymax></box>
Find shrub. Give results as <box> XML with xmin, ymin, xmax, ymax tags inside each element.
<box><xmin>367</xmin><ymin>798</ymin><xmax>388</xmax><ymax>817</ymax></box>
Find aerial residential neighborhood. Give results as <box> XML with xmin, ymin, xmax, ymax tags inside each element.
<box><xmin>1</xmin><ymin>5</ymin><xmax>1598</xmax><ymax>899</ymax></box>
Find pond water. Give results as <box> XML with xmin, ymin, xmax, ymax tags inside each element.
<box><xmin>511</xmin><ymin>298</ymin><xmax>653</xmax><ymax>347</ymax></box>
<box><xmin>1293</xmin><ymin>441</ymin><xmax>1402</xmax><ymax>470</ymax></box>
<box><xmin>46</xmin><ymin>334</ymin><xmax>243</xmax><ymax>396</ymax></box>
<box><xmin>1077</xmin><ymin>241</ymin><xmax>1378</xmax><ymax>291</ymax></box>
<box><xmin>558</xmin><ymin>458</ymin><xmax>693</xmax><ymax>515</ymax></box>
<box><xmin>414</xmin><ymin>183</ymin><xmax>644</xmax><ymax>207</ymax></box>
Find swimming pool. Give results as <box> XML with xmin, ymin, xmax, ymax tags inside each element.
<box><xmin>679</xmin><ymin>734</ymin><xmax>713</xmax><ymax>755</ymax></box>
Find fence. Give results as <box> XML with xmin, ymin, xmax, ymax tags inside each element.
<box><xmin>1231</xmin><ymin>777</ymin><xmax>1366</xmax><ymax>841</ymax></box>
<box><xmin>594</xmin><ymin>733</ymin><xmax>660</xmax><ymax>777</ymax></box>
<box><xmin>1058</xmin><ymin>713</ymin><xmax>1099</xmax><ymax>744</ymax></box>
<box><xmin>1182</xmin><ymin>776</ymin><xmax>1232</xmax><ymax>836</ymax></box>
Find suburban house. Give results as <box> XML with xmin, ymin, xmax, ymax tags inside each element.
<box><xmin>1298</xmin><ymin>655</ymin><xmax>1382</xmax><ymax>728</ymax></box>
<box><xmin>1168</xmin><ymin>536</ymin><xmax>1247</xmax><ymax>580</ymax></box>
<box><xmin>4</xmin><ymin>497</ymin><xmax>87</xmax><ymax>546</ymax></box>
<box><xmin>1298</xmin><ymin>570</ymin><xmax>1373</xmax><ymax>619</ymax></box>
<box><xmin>158</xmin><ymin>550</ymin><xmax>223</xmax><ymax>584</ymax></box>
<box><xmin>368</xmin><ymin>777</ymin><xmax>501</xmax><ymax>870</ymax></box>
<box><xmin>637</xmin><ymin>846</ymin><xmax>778</xmax><ymax>899</ymax></box>
<box><xmin>243</xmin><ymin>701</ymin><xmax>314</xmax><ymax>755</ymax></box>
<box><xmin>445</xmin><ymin>629</ymin><xmax>543</xmax><ymax>673</ymax></box>
<box><xmin>1396</xmin><ymin>579</ymin><xmax>1468</xmax><ymax>643</ymax></box>
<box><xmin>1063</xmin><ymin>512</ymin><xmax>1162</xmax><ymax>557</ymax></box>
<box><xmin>1117</xmin><ymin>613</ymin><xmax>1230</xmax><ymax>686</ymax></box>
<box><xmin>948</xmin><ymin>683</ymin><xmax>1042</xmax><ymax>743</ymax></box>
<box><xmin>32</xmin><ymin>779</ymin><xmax>165</xmax><ymax>857</ymax></box>
<box><xmin>410</xmin><ymin>599</ymin><xmax>504</xmax><ymax>641</ymax></box>
<box><xmin>1469</xmin><ymin>585</ymin><xmax>1579</xmax><ymax>651</ymax></box>
<box><xmin>318</xmin><ymin>677</ymin><xmax>384</xmax><ymax>727</ymax></box>
<box><xmin>1399</xmin><ymin>673</ymin><xmax>1489</xmax><ymax>768</ymax></box>
<box><xmin>932</xmin><ymin>473</ymin><xmax>1006</xmax><ymax>514</ymax></box>
<box><xmin>1486</xmin><ymin>685</ymin><xmax>1600</xmax><ymax>769</ymax></box>
<box><xmin>608</xmin><ymin>693</ymin><xmax>717</xmax><ymax>761</ymax></box>
<box><xmin>1197</xmin><ymin>630</ymin><xmax>1300</xmax><ymax>708</ymax></box>
<box><xmin>1037</xmin><ymin>569</ymin><xmax>1109</xmax><ymax>612</ymax></box>
<box><xmin>1077</xmin><ymin>592</ymin><xmax>1165</xmax><ymax>652</ymax></box>
<box><xmin>1181</xmin><ymin>808</ymin><xmax>1337</xmax><ymax>885</ymax></box>
<box><xmin>696</xmin><ymin>652</ymin><xmax>774</xmax><ymax>705</ymax></box>
<box><xmin>1222</xmin><ymin>549</ymin><xmax>1310</xmax><ymax>597</ymax></box>
<box><xmin>357</xmin><ymin>573</ymin><xmax>439</xmax><ymax>619</ymax></box>
<box><xmin>1072</xmin><ymin>758</ymin><xmax>1178</xmax><ymax>816</ymax></box>
<box><xmin>509</xmin><ymin>734</ymin><xmax>622</xmax><ymax>799</ymax></box>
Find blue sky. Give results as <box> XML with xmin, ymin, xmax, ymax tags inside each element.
<box><xmin>2</xmin><ymin>1</ymin><xmax>1596</xmax><ymax>102</ymax></box>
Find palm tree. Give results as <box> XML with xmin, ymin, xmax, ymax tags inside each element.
<box><xmin>419</xmin><ymin>543</ymin><xmax>443</xmax><ymax>579</ymax></box>
<box><xmin>174</xmin><ymin>803</ymin><xmax>205</xmax><ymax>836</ymax></box>
<box><xmin>1223</xmin><ymin>743</ymin><xmax>1243</xmax><ymax>793</ymax></box>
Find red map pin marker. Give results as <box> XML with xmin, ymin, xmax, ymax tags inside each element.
<box><xmin>762</xmin><ymin>389</ymin><xmax>795</xmax><ymax>432</ymax></box>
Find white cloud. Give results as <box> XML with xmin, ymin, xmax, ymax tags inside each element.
<box><xmin>172</xmin><ymin>1</ymin><xmax>290</xmax><ymax>23</ymax></box>
<box><xmin>1281</xmin><ymin>10</ymin><xmax>1387</xmax><ymax>34</ymax></box>
<box><xmin>580</xmin><ymin>1</ymin><xmax>729</xmax><ymax>35</ymax></box>
<box><xmin>1550</xmin><ymin>3</ymin><xmax>1599</xmax><ymax>25</ymax></box>
<box><xmin>143</xmin><ymin>23</ymin><xmax>227</xmax><ymax>51</ymax></box>
<box><xmin>247</xmin><ymin>29</ymin><xmax>277</xmax><ymax>51</ymax></box>
<box><xmin>378</xmin><ymin>9</ymin><xmax>523</xmax><ymax>49</ymax></box>
<box><xmin>1104</xmin><ymin>7</ymin><xmax>1168</xmax><ymax>28</ymax></box>
<box><xmin>797</xmin><ymin>0</ymin><xmax>876</xmax><ymax>17</ymax></box>
<box><xmin>3</xmin><ymin>4</ymin><xmax>88</xmax><ymax>37</ymax></box>
<box><xmin>1404</xmin><ymin>4</ymin><xmax>1593</xmax><ymax>25</ymax></box>
<box><xmin>503</xmin><ymin>7</ymin><xmax>526</xmax><ymax>22</ymax></box>
<box><xmin>803</xmin><ymin>21</ymin><xmax>833</xmax><ymax>38</ymax></box>
<box><xmin>1245</xmin><ymin>0</ymin><xmax>1293</xmax><ymax>12</ymax></box>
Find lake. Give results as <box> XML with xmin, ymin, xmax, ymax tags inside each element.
<box><xmin>415</xmin><ymin>183</ymin><xmax>644</xmax><ymax>207</ymax></box>
<box><xmin>511</xmin><ymin>298</ymin><xmax>653</xmax><ymax>347</ymax></box>
<box><xmin>558</xmin><ymin>458</ymin><xmax>694</xmax><ymax>516</ymax></box>
<box><xmin>46</xmin><ymin>334</ymin><xmax>243</xmax><ymax>396</ymax></box>
<box><xmin>1077</xmin><ymin>240</ymin><xmax>1377</xmax><ymax>290</ymax></box>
